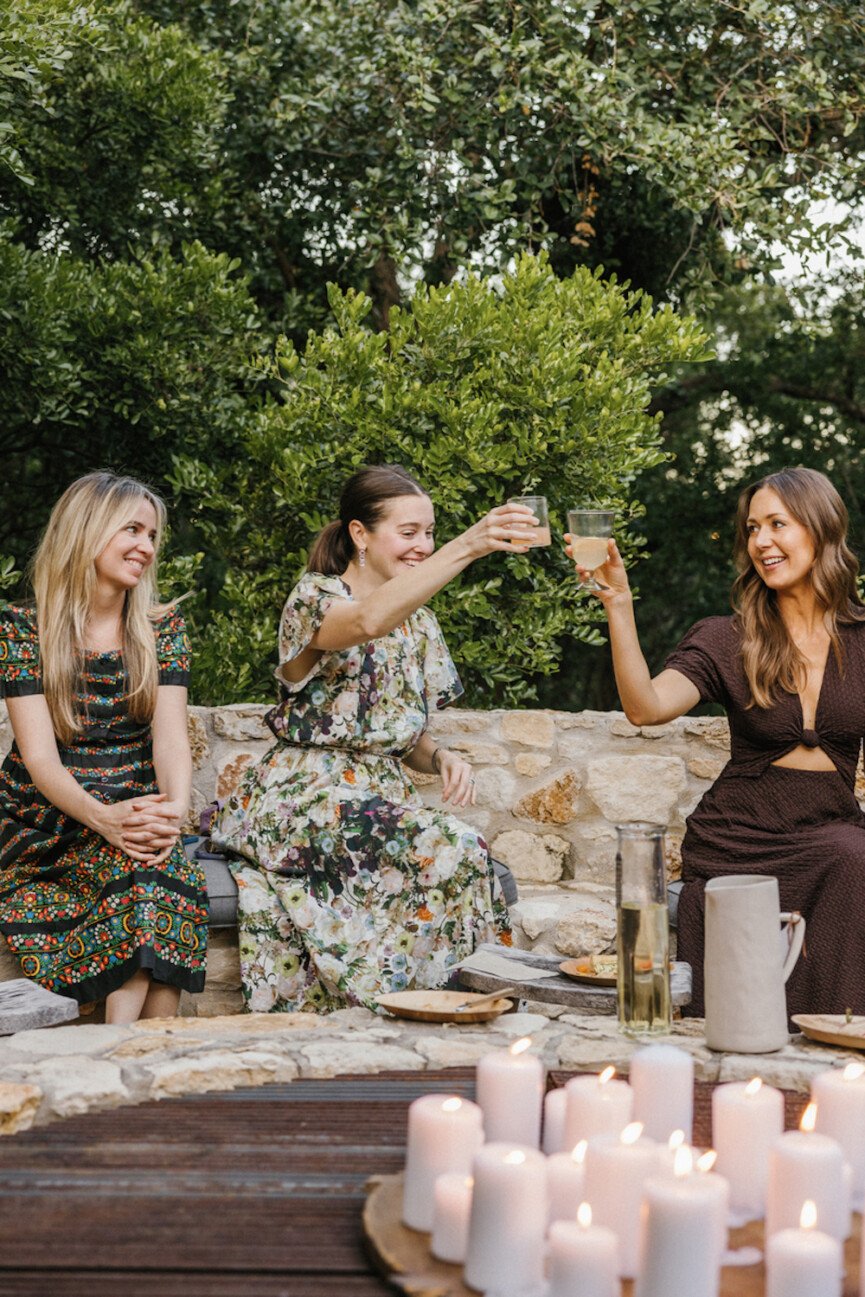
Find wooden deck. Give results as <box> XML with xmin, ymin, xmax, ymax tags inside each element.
<box><xmin>0</xmin><ymin>1069</ymin><xmax>809</xmax><ymax>1297</ymax></box>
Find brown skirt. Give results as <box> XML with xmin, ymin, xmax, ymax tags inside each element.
<box><xmin>677</xmin><ymin>765</ymin><xmax>865</xmax><ymax>1018</ymax></box>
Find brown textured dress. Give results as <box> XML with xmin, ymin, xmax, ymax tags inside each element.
<box><xmin>666</xmin><ymin>615</ymin><xmax>865</xmax><ymax>1018</ymax></box>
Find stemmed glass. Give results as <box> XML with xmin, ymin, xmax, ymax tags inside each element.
<box><xmin>567</xmin><ymin>509</ymin><xmax>615</xmax><ymax>590</ymax></box>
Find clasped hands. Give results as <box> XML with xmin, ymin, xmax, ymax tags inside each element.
<box><xmin>93</xmin><ymin>793</ymin><xmax>185</xmax><ymax>865</ymax></box>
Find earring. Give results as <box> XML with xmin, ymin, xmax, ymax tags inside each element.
<box><xmin>359</xmin><ymin>547</ymin><xmax>366</xmax><ymax>568</ymax></box>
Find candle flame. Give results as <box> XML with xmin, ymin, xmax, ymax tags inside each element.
<box><xmin>577</xmin><ymin>1202</ymin><xmax>592</xmax><ymax>1228</ymax></box>
<box><xmin>674</xmin><ymin>1145</ymin><xmax>694</xmax><ymax>1178</ymax></box>
<box><xmin>800</xmin><ymin>1102</ymin><xmax>818</xmax><ymax>1133</ymax></box>
<box><xmin>843</xmin><ymin>1062</ymin><xmax>865</xmax><ymax>1082</ymax></box>
<box><xmin>598</xmin><ymin>1065</ymin><xmax>616</xmax><ymax>1086</ymax></box>
<box><xmin>800</xmin><ymin>1200</ymin><xmax>817</xmax><ymax>1231</ymax></box>
<box><xmin>510</xmin><ymin>1037</ymin><xmax>532</xmax><ymax>1057</ymax></box>
<box><xmin>504</xmin><ymin>1150</ymin><xmax>526</xmax><ymax>1165</ymax></box>
<box><xmin>745</xmin><ymin>1077</ymin><xmax>763</xmax><ymax>1097</ymax></box>
<box><xmin>697</xmin><ymin>1150</ymin><xmax>717</xmax><ymax>1173</ymax></box>
<box><xmin>621</xmin><ymin>1121</ymin><xmax>644</xmax><ymax>1145</ymax></box>
<box><xmin>466</xmin><ymin>1177</ymin><xmax>474</xmax><ymax>1189</ymax></box>
<box><xmin>668</xmin><ymin>1129</ymin><xmax>685</xmax><ymax>1151</ymax></box>
<box><xmin>442</xmin><ymin>1097</ymin><xmax>462</xmax><ymax>1112</ymax></box>
<box><xmin>571</xmin><ymin>1140</ymin><xmax>588</xmax><ymax>1165</ymax></box>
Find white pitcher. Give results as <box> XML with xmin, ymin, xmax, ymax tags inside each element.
<box><xmin>703</xmin><ymin>875</ymin><xmax>806</xmax><ymax>1053</ymax></box>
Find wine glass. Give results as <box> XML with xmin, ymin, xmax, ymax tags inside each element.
<box><xmin>507</xmin><ymin>495</ymin><xmax>551</xmax><ymax>548</ymax></box>
<box><xmin>566</xmin><ymin>509</ymin><xmax>615</xmax><ymax>590</ymax></box>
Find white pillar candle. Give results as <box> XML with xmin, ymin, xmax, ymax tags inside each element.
<box><xmin>547</xmin><ymin>1205</ymin><xmax>618</xmax><ymax>1297</ymax></box>
<box><xmin>712</xmin><ymin>1076</ymin><xmax>784</xmax><ymax>1218</ymax></box>
<box><xmin>766</xmin><ymin>1104</ymin><xmax>850</xmax><ymax>1242</ymax></box>
<box><xmin>812</xmin><ymin>1063</ymin><xmax>865</xmax><ymax>1206</ymax></box>
<box><xmin>860</xmin><ymin>1202</ymin><xmax>864</xmax><ymax>1297</ymax></box>
<box><xmin>765</xmin><ymin>1201</ymin><xmax>843</xmax><ymax>1297</ymax></box>
<box><xmin>543</xmin><ymin>1087</ymin><xmax>568</xmax><ymax>1154</ymax></box>
<box><xmin>402</xmin><ymin>1094</ymin><xmax>484</xmax><ymax>1231</ymax></box>
<box><xmin>547</xmin><ymin>1141</ymin><xmax>587</xmax><ymax>1226</ymax></box>
<box><xmin>656</xmin><ymin>1129</ymin><xmax>687</xmax><ymax>1177</ymax></box>
<box><xmin>635</xmin><ymin>1155</ymin><xmax>725</xmax><ymax>1297</ymax></box>
<box><xmin>476</xmin><ymin>1037</ymin><xmax>545</xmax><ymax>1148</ymax></box>
<box><xmin>463</xmin><ymin>1143</ymin><xmax>547</xmax><ymax>1296</ymax></box>
<box><xmin>582</xmin><ymin>1121</ymin><xmax>658</xmax><ymax>1279</ymax></box>
<box><xmin>630</xmin><ymin>1044</ymin><xmax>694</xmax><ymax>1142</ymax></box>
<box><xmin>431</xmin><ymin>1173</ymin><xmax>473</xmax><ymax>1264</ymax></box>
<box><xmin>695</xmin><ymin>1153</ymin><xmax>731</xmax><ymax>1264</ymax></box>
<box><xmin>564</xmin><ymin>1066</ymin><xmax>634</xmax><ymax>1149</ymax></box>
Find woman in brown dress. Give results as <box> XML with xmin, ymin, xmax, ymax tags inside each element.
<box><xmin>568</xmin><ymin>466</ymin><xmax>865</xmax><ymax>1018</ymax></box>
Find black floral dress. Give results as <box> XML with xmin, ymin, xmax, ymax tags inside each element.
<box><xmin>0</xmin><ymin>604</ymin><xmax>208</xmax><ymax>1003</ymax></box>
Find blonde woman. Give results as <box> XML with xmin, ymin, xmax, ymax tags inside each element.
<box><xmin>0</xmin><ymin>472</ymin><xmax>207</xmax><ymax>1024</ymax></box>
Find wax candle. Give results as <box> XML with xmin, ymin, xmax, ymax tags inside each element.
<box><xmin>463</xmin><ymin>1143</ymin><xmax>547</xmax><ymax>1295</ymax></box>
<box><xmin>766</xmin><ymin>1103</ymin><xmax>850</xmax><ymax>1243</ymax></box>
<box><xmin>547</xmin><ymin>1140</ymin><xmax>588</xmax><ymax>1226</ymax></box>
<box><xmin>546</xmin><ymin>1204</ymin><xmax>619</xmax><ymax>1297</ymax></box>
<box><xmin>543</xmin><ymin>1087</ymin><xmax>568</xmax><ymax>1154</ymax></box>
<box><xmin>564</xmin><ymin>1066</ymin><xmax>634</xmax><ymax>1149</ymax></box>
<box><xmin>812</xmin><ymin>1063</ymin><xmax>865</xmax><ymax>1206</ymax></box>
<box><xmin>656</xmin><ymin>1128</ymin><xmax>687</xmax><ymax>1177</ymax></box>
<box><xmin>860</xmin><ymin>1203</ymin><xmax>864</xmax><ymax>1297</ymax></box>
<box><xmin>476</xmin><ymin>1037</ymin><xmax>545</xmax><ymax>1148</ymax></box>
<box><xmin>629</xmin><ymin>1044</ymin><xmax>694</xmax><ymax>1142</ymax></box>
<box><xmin>765</xmin><ymin>1200</ymin><xmax>843</xmax><ymax>1297</ymax></box>
<box><xmin>635</xmin><ymin>1149</ymin><xmax>726</xmax><ymax>1297</ymax></box>
<box><xmin>402</xmin><ymin>1094</ymin><xmax>483</xmax><ymax>1231</ymax></box>
<box><xmin>582</xmin><ymin>1121</ymin><xmax>658</xmax><ymax>1279</ymax></box>
<box><xmin>431</xmin><ymin>1173</ymin><xmax>473</xmax><ymax>1264</ymax></box>
<box><xmin>712</xmin><ymin>1076</ymin><xmax>784</xmax><ymax>1218</ymax></box>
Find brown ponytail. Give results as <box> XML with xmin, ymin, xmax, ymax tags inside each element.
<box><xmin>307</xmin><ymin>520</ymin><xmax>354</xmax><ymax>576</ymax></box>
<box><xmin>306</xmin><ymin>464</ymin><xmax>428</xmax><ymax>575</ymax></box>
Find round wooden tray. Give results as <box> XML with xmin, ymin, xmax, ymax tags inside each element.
<box><xmin>363</xmin><ymin>1172</ymin><xmax>863</xmax><ymax>1296</ymax></box>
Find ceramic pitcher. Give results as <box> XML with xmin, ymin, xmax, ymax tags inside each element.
<box><xmin>703</xmin><ymin>875</ymin><xmax>806</xmax><ymax>1053</ymax></box>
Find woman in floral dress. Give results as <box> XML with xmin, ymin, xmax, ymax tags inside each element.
<box><xmin>213</xmin><ymin>464</ymin><xmax>531</xmax><ymax>1012</ymax></box>
<box><xmin>0</xmin><ymin>472</ymin><xmax>208</xmax><ymax>1023</ymax></box>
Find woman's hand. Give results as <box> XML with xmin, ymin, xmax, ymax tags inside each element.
<box><xmin>564</xmin><ymin>536</ymin><xmax>633</xmax><ymax>608</ymax></box>
<box><xmin>437</xmin><ymin>749</ymin><xmax>477</xmax><ymax>808</ymax></box>
<box><xmin>91</xmin><ymin>794</ymin><xmax>185</xmax><ymax>865</ymax></box>
<box><xmin>459</xmin><ymin>503</ymin><xmax>538</xmax><ymax>560</ymax></box>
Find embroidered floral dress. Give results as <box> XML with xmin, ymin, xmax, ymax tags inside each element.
<box><xmin>0</xmin><ymin>604</ymin><xmax>208</xmax><ymax>1002</ymax></box>
<box><xmin>212</xmin><ymin>572</ymin><xmax>510</xmax><ymax>1013</ymax></box>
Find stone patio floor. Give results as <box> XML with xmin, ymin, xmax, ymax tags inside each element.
<box><xmin>0</xmin><ymin>1002</ymin><xmax>860</xmax><ymax>1136</ymax></box>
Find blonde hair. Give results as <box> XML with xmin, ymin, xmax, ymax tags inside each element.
<box><xmin>30</xmin><ymin>472</ymin><xmax>170</xmax><ymax>744</ymax></box>
<box><xmin>732</xmin><ymin>466</ymin><xmax>865</xmax><ymax>708</ymax></box>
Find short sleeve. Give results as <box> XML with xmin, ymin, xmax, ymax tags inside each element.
<box><xmin>275</xmin><ymin>573</ymin><xmax>349</xmax><ymax>693</ymax></box>
<box><xmin>155</xmin><ymin>607</ymin><xmax>191</xmax><ymax>686</ymax></box>
<box><xmin>0</xmin><ymin>604</ymin><xmax>43</xmax><ymax>697</ymax></box>
<box><xmin>663</xmin><ymin>617</ymin><xmax>730</xmax><ymax>706</ymax></box>
<box><xmin>414</xmin><ymin>607</ymin><xmax>464</xmax><ymax>710</ymax></box>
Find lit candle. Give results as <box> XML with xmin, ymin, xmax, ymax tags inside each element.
<box><xmin>402</xmin><ymin>1094</ymin><xmax>483</xmax><ymax>1231</ymax></box>
<box><xmin>629</xmin><ymin>1044</ymin><xmax>694</xmax><ymax>1142</ymax></box>
<box><xmin>564</xmin><ymin>1066</ymin><xmax>634</xmax><ymax>1149</ymax></box>
<box><xmin>812</xmin><ymin>1063</ymin><xmax>865</xmax><ymax>1207</ymax></box>
<box><xmin>656</xmin><ymin>1128</ymin><xmax>686</xmax><ymax>1177</ymax></box>
<box><xmin>635</xmin><ymin>1146</ymin><xmax>726</xmax><ymax>1297</ymax></box>
<box><xmin>582</xmin><ymin>1121</ymin><xmax>658</xmax><ymax>1279</ymax></box>
<box><xmin>712</xmin><ymin>1076</ymin><xmax>784</xmax><ymax>1218</ymax></box>
<box><xmin>430</xmin><ymin>1173</ymin><xmax>473</xmax><ymax>1264</ymax></box>
<box><xmin>547</xmin><ymin>1203</ymin><xmax>619</xmax><ymax>1297</ymax></box>
<box><xmin>765</xmin><ymin>1200</ymin><xmax>843</xmax><ymax>1297</ymax></box>
<box><xmin>463</xmin><ymin>1143</ymin><xmax>547</xmax><ymax>1295</ymax></box>
<box><xmin>695</xmin><ymin>1149</ymin><xmax>731</xmax><ymax>1263</ymax></box>
<box><xmin>543</xmin><ymin>1087</ymin><xmax>568</xmax><ymax>1154</ymax></box>
<box><xmin>766</xmin><ymin>1103</ymin><xmax>850</xmax><ymax>1243</ymax></box>
<box><xmin>476</xmin><ymin>1037</ymin><xmax>545</xmax><ymax>1148</ymax></box>
<box><xmin>547</xmin><ymin>1140</ymin><xmax>587</xmax><ymax>1226</ymax></box>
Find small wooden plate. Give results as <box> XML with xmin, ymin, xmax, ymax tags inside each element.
<box><xmin>376</xmin><ymin>990</ymin><xmax>513</xmax><ymax>1024</ymax></box>
<box><xmin>558</xmin><ymin>959</ymin><xmax>616</xmax><ymax>987</ymax></box>
<box><xmin>792</xmin><ymin>1014</ymin><xmax>865</xmax><ymax>1051</ymax></box>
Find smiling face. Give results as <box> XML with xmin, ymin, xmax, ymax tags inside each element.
<box><xmin>746</xmin><ymin>486</ymin><xmax>817</xmax><ymax>594</ymax></box>
<box><xmin>354</xmin><ymin>493</ymin><xmax>435</xmax><ymax>583</ymax></box>
<box><xmin>93</xmin><ymin>497</ymin><xmax>159</xmax><ymax>596</ymax></box>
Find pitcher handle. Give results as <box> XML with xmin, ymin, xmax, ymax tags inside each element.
<box><xmin>779</xmin><ymin>911</ymin><xmax>806</xmax><ymax>983</ymax></box>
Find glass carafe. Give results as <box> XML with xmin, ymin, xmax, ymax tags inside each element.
<box><xmin>615</xmin><ymin>822</ymin><xmax>671</xmax><ymax>1036</ymax></box>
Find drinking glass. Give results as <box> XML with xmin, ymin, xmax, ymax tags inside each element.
<box><xmin>507</xmin><ymin>495</ymin><xmax>551</xmax><ymax>548</ymax></box>
<box><xmin>566</xmin><ymin>508</ymin><xmax>615</xmax><ymax>590</ymax></box>
<box><xmin>615</xmin><ymin>822</ymin><xmax>672</xmax><ymax>1037</ymax></box>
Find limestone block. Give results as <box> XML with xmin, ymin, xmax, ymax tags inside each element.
<box><xmin>185</xmin><ymin>786</ymin><xmax>208</xmax><ymax>835</ymax></box>
<box><xmin>513</xmin><ymin>771</ymin><xmax>581</xmax><ymax>825</ymax></box>
<box><xmin>473</xmin><ymin>767</ymin><xmax>517</xmax><ymax>811</ymax></box>
<box><xmin>0</xmin><ymin>1082</ymin><xmax>42</xmax><ymax>1135</ymax></box>
<box><xmin>196</xmin><ymin>987</ymin><xmax>245</xmax><ymax>1017</ymax></box>
<box><xmin>511</xmin><ymin>896</ymin><xmax>567</xmax><ymax>942</ymax></box>
<box><xmin>640</xmin><ymin>722</ymin><xmax>679</xmax><ymax>740</ymax></box>
<box><xmin>553</xmin><ymin>895</ymin><xmax>616</xmax><ymax>957</ymax></box>
<box><xmin>429</xmin><ymin>711</ymin><xmax>492</xmax><ymax>735</ymax></box>
<box><xmin>187</xmin><ymin>712</ymin><xmax>210</xmax><ymax>769</ymax></box>
<box><xmin>666</xmin><ymin>836</ymin><xmax>683</xmax><ymax>882</ymax></box>
<box><xmin>298</xmin><ymin>1040</ymin><xmax>423</xmax><ymax>1077</ymax></box>
<box><xmin>491</xmin><ymin>830</ymin><xmax>570</xmax><ymax>883</ymax></box>
<box><xmin>610</xmin><ymin>719</ymin><xmax>641</xmax><ymax>738</ymax></box>
<box><xmin>687</xmin><ymin>756</ymin><xmax>727</xmax><ymax>781</ymax></box>
<box><xmin>492</xmin><ymin>1012</ymin><xmax>551</xmax><ymax>1037</ymax></box>
<box><xmin>586</xmin><ymin>755</ymin><xmax>687</xmax><ymax>823</ymax></box>
<box><xmin>212</xmin><ymin>705</ymin><xmax>270</xmax><ymax>741</ymax></box>
<box><xmin>685</xmin><ymin>717</ymin><xmax>731</xmax><ymax>750</ymax></box>
<box><xmin>448</xmin><ymin>740</ymin><xmax>510</xmax><ymax>766</ymax></box>
<box><xmin>5</xmin><ymin>1023</ymin><xmax>129</xmax><ymax>1057</ymax></box>
<box><xmin>500</xmin><ymin>711</ymin><xmax>555</xmax><ymax>748</ymax></box>
<box><xmin>413</xmin><ymin>1035</ymin><xmax>495</xmax><ymax>1067</ymax></box>
<box><xmin>412</xmin><ymin>768</ymin><xmax>438</xmax><ymax>787</ymax></box>
<box><xmin>574</xmin><ymin>826</ymin><xmax>617</xmax><ymax>883</ymax></box>
<box><xmin>0</xmin><ymin>940</ymin><xmax>20</xmax><ymax>983</ymax></box>
<box><xmin>31</xmin><ymin>1056</ymin><xmax>129</xmax><ymax>1117</ymax></box>
<box><xmin>514</xmin><ymin>753</ymin><xmax>551</xmax><ymax>777</ymax></box>
<box><xmin>557</xmin><ymin>712</ymin><xmax>603</xmax><ymax>730</ymax></box>
<box><xmin>206</xmin><ymin>931</ymin><xmax>242</xmax><ymax>988</ymax></box>
<box><xmin>556</xmin><ymin>734</ymin><xmax>591</xmax><ymax>762</ymax></box>
<box><xmin>146</xmin><ymin>1049</ymin><xmax>299</xmax><ymax>1098</ymax></box>
<box><xmin>216</xmin><ymin>752</ymin><xmax>256</xmax><ymax>800</ymax></box>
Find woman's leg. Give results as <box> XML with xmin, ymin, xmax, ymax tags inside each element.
<box><xmin>105</xmin><ymin>968</ymin><xmax>151</xmax><ymax>1024</ymax></box>
<box><xmin>140</xmin><ymin>980</ymin><xmax>182</xmax><ymax>1019</ymax></box>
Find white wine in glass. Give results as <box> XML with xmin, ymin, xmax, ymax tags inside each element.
<box><xmin>507</xmin><ymin>495</ymin><xmax>551</xmax><ymax>547</ymax></box>
<box><xmin>567</xmin><ymin>508</ymin><xmax>615</xmax><ymax>590</ymax></box>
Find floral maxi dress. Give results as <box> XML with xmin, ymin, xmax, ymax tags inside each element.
<box><xmin>212</xmin><ymin>573</ymin><xmax>510</xmax><ymax>1013</ymax></box>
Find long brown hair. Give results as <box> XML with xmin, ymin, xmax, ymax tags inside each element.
<box><xmin>307</xmin><ymin>464</ymin><xmax>428</xmax><ymax>574</ymax></box>
<box><xmin>732</xmin><ymin>466</ymin><xmax>865</xmax><ymax>707</ymax></box>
